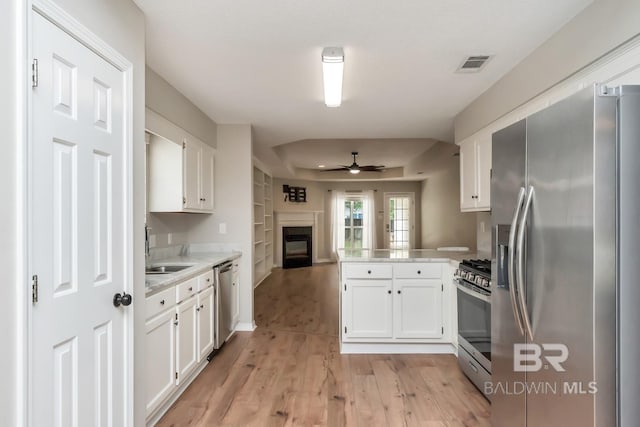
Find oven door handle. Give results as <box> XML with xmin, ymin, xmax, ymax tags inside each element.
<box><xmin>455</xmin><ymin>280</ymin><xmax>491</xmax><ymax>304</ymax></box>
<box><xmin>509</xmin><ymin>187</ymin><xmax>526</xmax><ymax>336</ymax></box>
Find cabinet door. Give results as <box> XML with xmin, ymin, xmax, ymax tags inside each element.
<box><xmin>231</xmin><ymin>269</ymin><xmax>240</xmax><ymax>328</ymax></box>
<box><xmin>393</xmin><ymin>279</ymin><xmax>443</xmax><ymax>339</ymax></box>
<box><xmin>183</xmin><ymin>138</ymin><xmax>200</xmax><ymax>210</ymax></box>
<box><xmin>145</xmin><ymin>309</ymin><xmax>176</xmax><ymax>416</ymax></box>
<box><xmin>197</xmin><ymin>287</ymin><xmax>215</xmax><ymax>362</ymax></box>
<box><xmin>459</xmin><ymin>140</ymin><xmax>477</xmax><ymax>210</ymax></box>
<box><xmin>200</xmin><ymin>145</ymin><xmax>215</xmax><ymax>211</ymax></box>
<box><xmin>343</xmin><ymin>279</ymin><xmax>393</xmax><ymax>339</ymax></box>
<box><xmin>475</xmin><ymin>136</ymin><xmax>492</xmax><ymax>210</ymax></box>
<box><xmin>176</xmin><ymin>295</ymin><xmax>198</xmax><ymax>384</ymax></box>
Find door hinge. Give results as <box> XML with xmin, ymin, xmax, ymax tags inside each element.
<box><xmin>183</xmin><ymin>196</ymin><xmax>186</xmax><ymax>205</ymax></box>
<box><xmin>344</xmin><ymin>284</ymin><xmax>346</xmax><ymax>291</ymax></box>
<box><xmin>441</xmin><ymin>283</ymin><xmax>443</xmax><ymax>292</ymax></box>
<box><xmin>32</xmin><ymin>275</ymin><xmax>38</xmax><ymax>303</ymax></box>
<box><xmin>31</xmin><ymin>59</ymin><xmax>38</xmax><ymax>88</ymax></box>
<box><xmin>442</xmin><ymin>326</ymin><xmax>444</xmax><ymax>335</ymax></box>
<box><xmin>182</xmin><ymin>141</ymin><xmax>186</xmax><ymax>149</ymax></box>
<box><xmin>175</xmin><ymin>372</ymin><xmax>178</xmax><ymax>380</ymax></box>
<box><xmin>344</xmin><ymin>326</ymin><xmax>347</xmax><ymax>334</ymax></box>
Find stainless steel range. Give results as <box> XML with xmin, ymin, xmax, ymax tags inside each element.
<box><xmin>454</xmin><ymin>259</ymin><xmax>491</xmax><ymax>399</ymax></box>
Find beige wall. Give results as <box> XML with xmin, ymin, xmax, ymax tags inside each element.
<box><xmin>188</xmin><ymin>125</ymin><xmax>255</xmax><ymax>326</ymax></box>
<box><xmin>455</xmin><ymin>0</ymin><xmax>640</xmax><ymax>140</ymax></box>
<box><xmin>146</xmin><ymin>67</ymin><xmax>217</xmax><ymax>148</ymax></box>
<box><xmin>273</xmin><ymin>178</ymin><xmax>423</xmax><ymax>260</ymax></box>
<box><xmin>419</xmin><ymin>144</ymin><xmax>477</xmax><ymax>251</ymax></box>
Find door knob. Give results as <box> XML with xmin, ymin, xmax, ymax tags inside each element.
<box><xmin>113</xmin><ymin>292</ymin><xmax>133</xmax><ymax>307</ymax></box>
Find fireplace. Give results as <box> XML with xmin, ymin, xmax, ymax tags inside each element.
<box><xmin>282</xmin><ymin>226</ymin><xmax>312</xmax><ymax>269</ymax></box>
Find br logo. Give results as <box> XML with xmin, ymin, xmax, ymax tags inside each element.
<box><xmin>513</xmin><ymin>343</ymin><xmax>569</xmax><ymax>372</ymax></box>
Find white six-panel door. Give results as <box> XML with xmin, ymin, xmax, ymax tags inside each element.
<box><xmin>31</xmin><ymin>11</ymin><xmax>129</xmax><ymax>427</ymax></box>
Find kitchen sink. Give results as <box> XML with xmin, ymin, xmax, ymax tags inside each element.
<box><xmin>145</xmin><ymin>265</ymin><xmax>193</xmax><ymax>274</ymax></box>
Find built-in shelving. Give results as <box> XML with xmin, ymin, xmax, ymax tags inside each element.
<box><xmin>253</xmin><ymin>166</ymin><xmax>273</xmax><ymax>288</ymax></box>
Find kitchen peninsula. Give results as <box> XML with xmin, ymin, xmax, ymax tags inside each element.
<box><xmin>337</xmin><ymin>248</ymin><xmax>472</xmax><ymax>354</ymax></box>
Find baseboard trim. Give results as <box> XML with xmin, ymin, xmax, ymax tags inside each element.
<box><xmin>235</xmin><ymin>321</ymin><xmax>257</xmax><ymax>332</ymax></box>
<box><xmin>340</xmin><ymin>342</ymin><xmax>456</xmax><ymax>355</ymax></box>
<box><xmin>315</xmin><ymin>258</ymin><xmax>333</xmax><ymax>264</ymax></box>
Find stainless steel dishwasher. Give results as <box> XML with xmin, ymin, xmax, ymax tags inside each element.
<box><xmin>214</xmin><ymin>261</ymin><xmax>233</xmax><ymax>349</ymax></box>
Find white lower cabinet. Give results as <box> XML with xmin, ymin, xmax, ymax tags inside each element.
<box><xmin>343</xmin><ymin>279</ymin><xmax>393</xmax><ymax>338</ymax></box>
<box><xmin>144</xmin><ymin>309</ymin><xmax>176</xmax><ymax>416</ymax></box>
<box><xmin>341</xmin><ymin>262</ymin><xmax>448</xmax><ymax>345</ymax></box>
<box><xmin>393</xmin><ymin>279</ymin><xmax>443</xmax><ymax>339</ymax></box>
<box><xmin>176</xmin><ymin>295</ymin><xmax>199</xmax><ymax>384</ymax></box>
<box><xmin>145</xmin><ymin>267</ymin><xmax>221</xmax><ymax>422</ymax></box>
<box><xmin>197</xmin><ymin>286</ymin><xmax>215</xmax><ymax>361</ymax></box>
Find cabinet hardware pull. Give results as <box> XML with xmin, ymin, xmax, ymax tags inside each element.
<box><xmin>160</xmin><ymin>300</ymin><xmax>165</xmax><ymax>305</ymax></box>
<box><xmin>200</xmin><ymin>304</ymin><xmax>204</xmax><ymax>309</ymax></box>
<box><xmin>417</xmin><ymin>270</ymin><xmax>421</xmax><ymax>274</ymax></box>
<box><xmin>188</xmin><ymin>287</ymin><xmax>193</xmax><ymax>291</ymax></box>
<box><xmin>397</xmin><ymin>290</ymin><xmax>401</xmax><ymax>294</ymax></box>
<box><xmin>387</xmin><ymin>290</ymin><xmax>392</xmax><ymax>294</ymax></box>
<box><xmin>367</xmin><ymin>270</ymin><xmax>372</xmax><ymax>274</ymax></box>
<box><xmin>207</xmin><ymin>278</ymin><xmax>210</xmax><ymax>282</ymax></box>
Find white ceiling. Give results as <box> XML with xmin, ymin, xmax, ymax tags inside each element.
<box><xmin>135</xmin><ymin>0</ymin><xmax>593</xmax><ymax>180</ymax></box>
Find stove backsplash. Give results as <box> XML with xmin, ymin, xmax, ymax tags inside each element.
<box><xmin>476</xmin><ymin>211</ymin><xmax>491</xmax><ymax>259</ymax></box>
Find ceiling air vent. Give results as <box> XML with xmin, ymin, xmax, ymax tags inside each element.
<box><xmin>456</xmin><ymin>55</ymin><xmax>492</xmax><ymax>73</ymax></box>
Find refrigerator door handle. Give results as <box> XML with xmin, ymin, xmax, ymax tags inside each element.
<box><xmin>508</xmin><ymin>187</ymin><xmax>526</xmax><ymax>336</ymax></box>
<box><xmin>516</xmin><ymin>185</ymin><xmax>535</xmax><ymax>341</ymax></box>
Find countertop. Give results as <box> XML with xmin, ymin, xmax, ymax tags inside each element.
<box><xmin>337</xmin><ymin>249</ymin><xmax>482</xmax><ymax>263</ymax></box>
<box><xmin>145</xmin><ymin>251</ymin><xmax>242</xmax><ymax>297</ymax></box>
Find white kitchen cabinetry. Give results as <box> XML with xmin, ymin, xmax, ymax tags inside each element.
<box><xmin>176</xmin><ymin>294</ymin><xmax>199</xmax><ymax>384</ymax></box>
<box><xmin>393</xmin><ymin>279</ymin><xmax>443</xmax><ymax>339</ymax></box>
<box><xmin>340</xmin><ymin>262</ymin><xmax>450</xmax><ymax>351</ymax></box>
<box><xmin>344</xmin><ymin>279</ymin><xmax>393</xmax><ymax>339</ymax></box>
<box><xmin>197</xmin><ymin>286</ymin><xmax>215</xmax><ymax>362</ymax></box>
<box><xmin>459</xmin><ymin>136</ymin><xmax>491</xmax><ymax>211</ymax></box>
<box><xmin>144</xmin><ymin>308</ymin><xmax>176</xmax><ymax>417</ymax></box>
<box><xmin>145</xmin><ymin>266</ymin><xmax>222</xmax><ymax>423</ymax></box>
<box><xmin>146</xmin><ymin>108</ymin><xmax>215</xmax><ymax>213</ymax></box>
<box><xmin>231</xmin><ymin>261</ymin><xmax>240</xmax><ymax>328</ymax></box>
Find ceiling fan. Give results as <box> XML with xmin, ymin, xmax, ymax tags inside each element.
<box><xmin>322</xmin><ymin>152</ymin><xmax>385</xmax><ymax>174</ymax></box>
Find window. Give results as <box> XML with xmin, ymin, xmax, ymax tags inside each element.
<box><xmin>344</xmin><ymin>198</ymin><xmax>363</xmax><ymax>249</ymax></box>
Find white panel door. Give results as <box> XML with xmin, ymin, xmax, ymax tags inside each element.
<box><xmin>343</xmin><ymin>279</ymin><xmax>393</xmax><ymax>339</ymax></box>
<box><xmin>393</xmin><ymin>280</ymin><xmax>443</xmax><ymax>339</ymax></box>
<box><xmin>197</xmin><ymin>287</ymin><xmax>215</xmax><ymax>361</ymax></box>
<box><xmin>183</xmin><ymin>139</ymin><xmax>200</xmax><ymax>210</ymax></box>
<box><xmin>176</xmin><ymin>295</ymin><xmax>198</xmax><ymax>384</ymax></box>
<box><xmin>31</xmin><ymin>12</ymin><xmax>129</xmax><ymax>427</ymax></box>
<box><xmin>144</xmin><ymin>310</ymin><xmax>175</xmax><ymax>417</ymax></box>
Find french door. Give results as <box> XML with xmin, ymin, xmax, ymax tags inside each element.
<box><xmin>383</xmin><ymin>193</ymin><xmax>414</xmax><ymax>249</ymax></box>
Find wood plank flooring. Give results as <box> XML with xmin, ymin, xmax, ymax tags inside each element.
<box><xmin>157</xmin><ymin>263</ymin><xmax>490</xmax><ymax>427</ymax></box>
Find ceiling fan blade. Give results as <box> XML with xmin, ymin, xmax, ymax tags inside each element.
<box><xmin>359</xmin><ymin>165</ymin><xmax>385</xmax><ymax>171</ymax></box>
<box><xmin>321</xmin><ymin>167</ymin><xmax>350</xmax><ymax>172</ymax></box>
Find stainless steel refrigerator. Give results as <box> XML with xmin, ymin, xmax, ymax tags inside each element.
<box><xmin>491</xmin><ymin>84</ymin><xmax>640</xmax><ymax>427</ymax></box>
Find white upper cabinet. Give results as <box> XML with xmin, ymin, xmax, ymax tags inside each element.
<box><xmin>459</xmin><ymin>136</ymin><xmax>491</xmax><ymax>212</ymax></box>
<box><xmin>146</xmin><ymin>109</ymin><xmax>215</xmax><ymax>213</ymax></box>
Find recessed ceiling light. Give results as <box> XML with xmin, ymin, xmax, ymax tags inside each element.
<box><xmin>318</xmin><ymin>164</ymin><xmax>326</xmax><ymax>168</ymax></box>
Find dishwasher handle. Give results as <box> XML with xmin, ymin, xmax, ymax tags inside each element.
<box><xmin>218</xmin><ymin>261</ymin><xmax>233</xmax><ymax>274</ymax></box>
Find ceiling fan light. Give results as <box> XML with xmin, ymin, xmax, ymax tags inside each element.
<box><xmin>349</xmin><ymin>168</ymin><xmax>360</xmax><ymax>174</ymax></box>
<box><xmin>322</xmin><ymin>47</ymin><xmax>344</xmax><ymax>107</ymax></box>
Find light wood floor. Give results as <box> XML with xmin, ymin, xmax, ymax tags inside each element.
<box><xmin>157</xmin><ymin>264</ymin><xmax>490</xmax><ymax>427</ymax></box>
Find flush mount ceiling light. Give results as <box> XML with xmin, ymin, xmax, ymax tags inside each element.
<box><xmin>322</xmin><ymin>47</ymin><xmax>344</xmax><ymax>107</ymax></box>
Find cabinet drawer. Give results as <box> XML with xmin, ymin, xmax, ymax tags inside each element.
<box><xmin>146</xmin><ymin>287</ymin><xmax>176</xmax><ymax>320</ymax></box>
<box><xmin>176</xmin><ymin>276</ymin><xmax>198</xmax><ymax>303</ymax></box>
<box><xmin>198</xmin><ymin>270</ymin><xmax>214</xmax><ymax>291</ymax></box>
<box><xmin>394</xmin><ymin>263</ymin><xmax>442</xmax><ymax>279</ymax></box>
<box><xmin>343</xmin><ymin>263</ymin><xmax>392</xmax><ymax>279</ymax></box>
